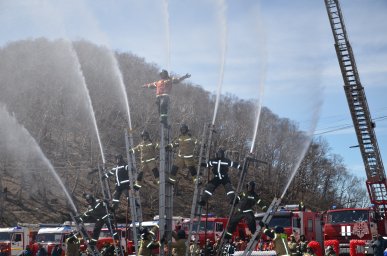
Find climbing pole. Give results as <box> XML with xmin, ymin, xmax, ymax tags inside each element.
<box><xmin>159</xmin><ymin>123</ymin><xmax>174</xmax><ymax>255</ymax></box>
<box><xmin>125</xmin><ymin>129</ymin><xmax>143</xmax><ymax>253</ymax></box>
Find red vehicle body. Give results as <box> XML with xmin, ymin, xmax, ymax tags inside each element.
<box><xmin>323</xmin><ymin>207</ymin><xmax>380</xmax><ymax>254</ymax></box>
<box><xmin>32</xmin><ymin>224</ymin><xmax>75</xmax><ymax>256</ymax></box>
<box><xmin>0</xmin><ymin>226</ymin><xmax>38</xmax><ymax>256</ymax></box>
<box><xmin>182</xmin><ymin>217</ymin><xmax>247</xmax><ymax>247</ymax></box>
<box><xmin>255</xmin><ymin>205</ymin><xmax>323</xmax><ymax>250</ymax></box>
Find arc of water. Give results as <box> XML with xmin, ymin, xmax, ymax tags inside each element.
<box><xmin>0</xmin><ymin>106</ymin><xmax>77</xmax><ymax>213</ymax></box>
<box><xmin>68</xmin><ymin>42</ymin><xmax>106</xmax><ymax>164</ymax></box>
<box><xmin>162</xmin><ymin>0</ymin><xmax>171</xmax><ymax>72</ymax></box>
<box><xmin>211</xmin><ymin>0</ymin><xmax>228</xmax><ymax>125</ymax></box>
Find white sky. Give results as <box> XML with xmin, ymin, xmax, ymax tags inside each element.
<box><xmin>0</xmin><ymin>0</ymin><xmax>386</xmax><ymax>179</ymax></box>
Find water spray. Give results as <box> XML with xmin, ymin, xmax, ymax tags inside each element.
<box><xmin>211</xmin><ymin>0</ymin><xmax>228</xmax><ymax>125</ymax></box>
<box><xmin>69</xmin><ymin>42</ymin><xmax>106</xmax><ymax>164</ymax></box>
<box><xmin>0</xmin><ymin>105</ymin><xmax>77</xmax><ymax>213</ymax></box>
<box><xmin>162</xmin><ymin>0</ymin><xmax>171</xmax><ymax>72</ymax></box>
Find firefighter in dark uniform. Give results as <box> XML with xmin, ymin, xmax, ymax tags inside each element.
<box><xmin>143</xmin><ymin>69</ymin><xmax>190</xmax><ymax>125</ymax></box>
<box><xmin>138</xmin><ymin>225</ymin><xmax>161</xmax><ymax>256</ymax></box>
<box><xmin>167</xmin><ymin>124</ymin><xmax>198</xmax><ymax>184</ymax></box>
<box><xmin>224</xmin><ymin>181</ymin><xmax>267</xmax><ymax>239</ymax></box>
<box><xmin>198</xmin><ymin>148</ymin><xmax>241</xmax><ymax>206</ymax></box>
<box><xmin>76</xmin><ymin>194</ymin><xmax>119</xmax><ymax>246</ymax></box>
<box><xmin>103</xmin><ymin>154</ymin><xmax>140</xmax><ymax>209</ymax></box>
<box><xmin>130</xmin><ymin>130</ymin><xmax>159</xmax><ymax>184</ymax></box>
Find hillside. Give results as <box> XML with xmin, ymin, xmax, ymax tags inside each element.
<box><xmin>0</xmin><ymin>38</ymin><xmax>367</xmax><ymax>226</ymax></box>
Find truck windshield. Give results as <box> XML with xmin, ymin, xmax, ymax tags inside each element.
<box><xmin>36</xmin><ymin>233</ymin><xmax>62</xmax><ymax>243</ymax></box>
<box><xmin>99</xmin><ymin>230</ymin><xmax>112</xmax><ymax>238</ymax></box>
<box><xmin>256</xmin><ymin>216</ymin><xmax>291</xmax><ymax>228</ymax></box>
<box><xmin>0</xmin><ymin>232</ymin><xmax>11</xmax><ymax>241</ymax></box>
<box><xmin>327</xmin><ymin>210</ymin><xmax>369</xmax><ymax>224</ymax></box>
<box><xmin>191</xmin><ymin>222</ymin><xmax>214</xmax><ymax>232</ymax></box>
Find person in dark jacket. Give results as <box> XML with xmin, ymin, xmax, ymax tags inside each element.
<box><xmin>76</xmin><ymin>194</ymin><xmax>118</xmax><ymax>246</ymax></box>
<box><xmin>36</xmin><ymin>244</ymin><xmax>47</xmax><ymax>256</ymax></box>
<box><xmin>143</xmin><ymin>70</ymin><xmax>190</xmax><ymax>126</ymax></box>
<box><xmin>103</xmin><ymin>154</ymin><xmax>140</xmax><ymax>209</ymax></box>
<box><xmin>198</xmin><ymin>148</ymin><xmax>241</xmax><ymax>206</ymax></box>
<box><xmin>224</xmin><ymin>181</ymin><xmax>267</xmax><ymax>239</ymax></box>
<box><xmin>51</xmin><ymin>245</ymin><xmax>62</xmax><ymax>256</ymax></box>
<box><xmin>372</xmin><ymin>234</ymin><xmax>385</xmax><ymax>256</ymax></box>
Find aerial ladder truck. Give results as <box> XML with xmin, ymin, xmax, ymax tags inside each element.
<box><xmin>323</xmin><ymin>0</ymin><xmax>387</xmax><ymax>253</ymax></box>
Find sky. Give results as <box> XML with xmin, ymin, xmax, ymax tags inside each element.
<box><xmin>0</xmin><ymin>0</ymin><xmax>386</xmax><ymax>179</ymax></box>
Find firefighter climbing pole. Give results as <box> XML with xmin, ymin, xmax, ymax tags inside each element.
<box><xmin>159</xmin><ymin>123</ymin><xmax>174</xmax><ymax>255</ymax></box>
<box><xmin>125</xmin><ymin>129</ymin><xmax>143</xmax><ymax>253</ymax></box>
<box><xmin>185</xmin><ymin>123</ymin><xmax>214</xmax><ymax>255</ymax></box>
<box><xmin>324</xmin><ymin>0</ymin><xmax>387</xmax><ymax>216</ymax></box>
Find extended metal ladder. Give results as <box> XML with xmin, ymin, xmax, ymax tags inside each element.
<box><xmin>159</xmin><ymin>123</ymin><xmax>174</xmax><ymax>255</ymax></box>
<box><xmin>324</xmin><ymin>0</ymin><xmax>387</xmax><ymax>214</ymax></box>
<box><xmin>125</xmin><ymin>129</ymin><xmax>143</xmax><ymax>253</ymax></box>
<box><xmin>185</xmin><ymin>123</ymin><xmax>214</xmax><ymax>255</ymax></box>
<box><xmin>97</xmin><ymin>165</ymin><xmax>124</xmax><ymax>256</ymax></box>
<box><xmin>242</xmin><ymin>198</ymin><xmax>282</xmax><ymax>256</ymax></box>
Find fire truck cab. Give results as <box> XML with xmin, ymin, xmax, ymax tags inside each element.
<box><xmin>182</xmin><ymin>216</ymin><xmax>246</xmax><ymax>247</ymax></box>
<box><xmin>255</xmin><ymin>204</ymin><xmax>323</xmax><ymax>244</ymax></box>
<box><xmin>323</xmin><ymin>207</ymin><xmax>377</xmax><ymax>254</ymax></box>
<box><xmin>33</xmin><ymin>224</ymin><xmax>75</xmax><ymax>256</ymax></box>
<box><xmin>0</xmin><ymin>226</ymin><xmax>36</xmax><ymax>256</ymax></box>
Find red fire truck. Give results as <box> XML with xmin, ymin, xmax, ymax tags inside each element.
<box><xmin>181</xmin><ymin>216</ymin><xmax>247</xmax><ymax>247</ymax></box>
<box><xmin>0</xmin><ymin>226</ymin><xmax>38</xmax><ymax>256</ymax></box>
<box><xmin>32</xmin><ymin>223</ymin><xmax>75</xmax><ymax>256</ymax></box>
<box><xmin>323</xmin><ymin>0</ymin><xmax>387</xmax><ymax>254</ymax></box>
<box><xmin>255</xmin><ymin>204</ymin><xmax>323</xmax><ymax>249</ymax></box>
<box><xmin>323</xmin><ymin>207</ymin><xmax>378</xmax><ymax>254</ymax></box>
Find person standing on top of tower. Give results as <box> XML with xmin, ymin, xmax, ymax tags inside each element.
<box><xmin>103</xmin><ymin>154</ymin><xmax>140</xmax><ymax>209</ymax></box>
<box><xmin>224</xmin><ymin>181</ymin><xmax>267</xmax><ymax>240</ymax></box>
<box><xmin>166</xmin><ymin>123</ymin><xmax>198</xmax><ymax>185</ymax></box>
<box><xmin>129</xmin><ymin>130</ymin><xmax>160</xmax><ymax>185</ymax></box>
<box><xmin>143</xmin><ymin>69</ymin><xmax>190</xmax><ymax>125</ymax></box>
<box><xmin>198</xmin><ymin>148</ymin><xmax>242</xmax><ymax>206</ymax></box>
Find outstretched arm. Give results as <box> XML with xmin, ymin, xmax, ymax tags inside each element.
<box><xmin>172</xmin><ymin>73</ymin><xmax>191</xmax><ymax>83</ymax></box>
<box><xmin>143</xmin><ymin>81</ymin><xmax>157</xmax><ymax>88</ymax></box>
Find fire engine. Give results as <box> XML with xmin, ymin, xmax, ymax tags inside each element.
<box><xmin>323</xmin><ymin>0</ymin><xmax>387</xmax><ymax>255</ymax></box>
<box><xmin>0</xmin><ymin>226</ymin><xmax>38</xmax><ymax>256</ymax></box>
<box><xmin>323</xmin><ymin>207</ymin><xmax>377</xmax><ymax>254</ymax></box>
<box><xmin>181</xmin><ymin>216</ymin><xmax>247</xmax><ymax>247</ymax></box>
<box><xmin>32</xmin><ymin>223</ymin><xmax>75</xmax><ymax>256</ymax></box>
<box><xmin>255</xmin><ymin>204</ymin><xmax>323</xmax><ymax>249</ymax></box>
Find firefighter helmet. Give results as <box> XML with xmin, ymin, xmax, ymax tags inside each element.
<box><xmin>115</xmin><ymin>154</ymin><xmax>123</xmax><ymax>162</ymax></box>
<box><xmin>84</xmin><ymin>194</ymin><xmax>95</xmax><ymax>205</ymax></box>
<box><xmin>141</xmin><ymin>130</ymin><xmax>149</xmax><ymax>140</ymax></box>
<box><xmin>180</xmin><ymin>124</ymin><xmax>188</xmax><ymax>134</ymax></box>
<box><xmin>274</xmin><ymin>226</ymin><xmax>284</xmax><ymax>233</ymax></box>
<box><xmin>246</xmin><ymin>180</ymin><xmax>256</xmax><ymax>191</ymax></box>
<box><xmin>177</xmin><ymin>229</ymin><xmax>186</xmax><ymax>239</ymax></box>
<box><xmin>160</xmin><ymin>69</ymin><xmax>169</xmax><ymax>79</ymax></box>
<box><xmin>215</xmin><ymin>148</ymin><xmax>225</xmax><ymax>159</ymax></box>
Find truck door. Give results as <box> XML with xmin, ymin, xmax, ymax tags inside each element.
<box><xmin>11</xmin><ymin>232</ymin><xmax>24</xmax><ymax>256</ymax></box>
